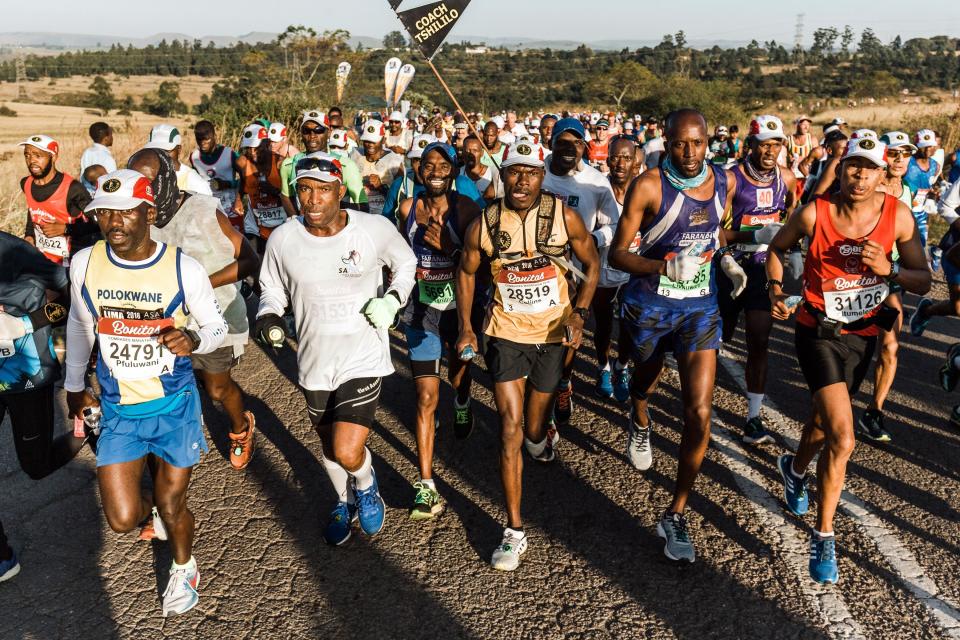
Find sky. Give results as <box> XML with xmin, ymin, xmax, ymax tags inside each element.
<box><xmin>3</xmin><ymin>0</ymin><xmax>959</xmax><ymax>45</ymax></box>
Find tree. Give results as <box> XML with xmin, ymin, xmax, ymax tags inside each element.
<box><xmin>587</xmin><ymin>61</ymin><xmax>656</xmax><ymax>111</ymax></box>
<box><xmin>840</xmin><ymin>25</ymin><xmax>855</xmax><ymax>57</ymax></box>
<box><xmin>88</xmin><ymin>75</ymin><xmax>115</xmax><ymax>115</ymax></box>
<box><xmin>141</xmin><ymin>81</ymin><xmax>186</xmax><ymax>116</ymax></box>
<box><xmin>383</xmin><ymin>30</ymin><xmax>408</xmax><ymax>49</ymax></box>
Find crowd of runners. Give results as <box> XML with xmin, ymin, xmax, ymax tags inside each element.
<box><xmin>1</xmin><ymin>100</ymin><xmax>957</xmax><ymax>615</ymax></box>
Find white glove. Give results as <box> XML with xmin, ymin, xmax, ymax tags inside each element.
<box><xmin>720</xmin><ymin>255</ymin><xmax>748</xmax><ymax>298</ymax></box>
<box><xmin>752</xmin><ymin>223</ymin><xmax>784</xmax><ymax>245</ymax></box>
<box><xmin>0</xmin><ymin>312</ymin><xmax>28</xmax><ymax>341</ymax></box>
<box><xmin>665</xmin><ymin>243</ymin><xmax>703</xmax><ymax>282</ymax></box>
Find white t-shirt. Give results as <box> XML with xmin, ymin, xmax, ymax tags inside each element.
<box><xmin>385</xmin><ymin>130</ymin><xmax>413</xmax><ymax>153</ymax></box>
<box><xmin>257</xmin><ymin>211</ymin><xmax>417</xmax><ymax>391</ymax></box>
<box><xmin>471</xmin><ymin>165</ymin><xmax>503</xmax><ymax>200</ymax></box>
<box><xmin>79</xmin><ymin>143</ymin><xmax>117</xmax><ymax>173</ymax></box>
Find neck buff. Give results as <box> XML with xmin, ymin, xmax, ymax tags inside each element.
<box><xmin>742</xmin><ymin>155</ymin><xmax>778</xmax><ymax>185</ymax></box>
<box><xmin>661</xmin><ymin>156</ymin><xmax>709</xmax><ymax>191</ymax></box>
<box><xmin>147</xmin><ymin>149</ymin><xmax>182</xmax><ymax>228</ymax></box>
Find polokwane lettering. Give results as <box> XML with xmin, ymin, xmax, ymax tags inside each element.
<box><xmin>413</xmin><ymin>4</ymin><xmax>459</xmax><ymax>43</ymax></box>
<box><xmin>96</xmin><ymin>289</ymin><xmax>163</xmax><ymax>304</ymax></box>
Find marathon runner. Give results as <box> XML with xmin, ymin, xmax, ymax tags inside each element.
<box><xmin>65</xmin><ymin>169</ymin><xmax>228</xmax><ymax>615</ymax></box>
<box><xmin>718</xmin><ymin>115</ymin><xmax>796</xmax><ymax>444</ymax></box>
<box><xmin>268</xmin><ymin>122</ymin><xmax>299</xmax><ymax>159</ymax></box>
<box><xmin>396</xmin><ymin>142</ymin><xmax>483</xmax><ymax>520</ymax></box>
<box><xmin>903</xmin><ymin>129</ymin><xmax>941</xmax><ymax>260</ymax></box>
<box><xmin>708</xmin><ymin>126</ymin><xmax>732</xmax><ymax>166</ymax></box>
<box><xmin>480</xmin><ymin>121</ymin><xmax>506</xmax><ymax>170</ymax></box>
<box><xmin>145</xmin><ymin>125</ymin><xmax>212</xmax><ymax>196</ymax></box>
<box><xmin>386</xmin><ymin>112</ymin><xmax>413</xmax><ymax>155</ymax></box>
<box><xmin>236</xmin><ymin>124</ymin><xmax>286</xmax><ymax>251</ymax></box>
<box><xmin>351</xmin><ymin>120</ymin><xmax>403</xmax><ymax>217</ymax></box>
<box><xmin>766</xmin><ymin>136</ymin><xmax>930</xmax><ymax>584</ymax></box>
<box><xmin>455</xmin><ymin>141</ymin><xmax>600</xmax><ymax>571</ymax></box>
<box><xmin>608</xmin><ymin>108</ymin><xmax>746</xmax><ymax>563</ymax></box>
<box><xmin>462</xmin><ymin>134</ymin><xmax>502</xmax><ymax>202</ymax></box>
<box><xmin>190</xmin><ymin>120</ymin><xmax>243</xmax><ymax>229</ymax></box>
<box><xmin>538</xmin><ymin>114</ymin><xmax>558</xmax><ymax>152</ymax></box>
<box><xmin>19</xmin><ymin>134</ymin><xmax>97</xmax><ymax>266</ymax></box>
<box><xmin>130</xmin><ymin>148</ymin><xmax>259</xmax><ymax>470</ymax></box>
<box><xmin>80</xmin><ymin>121</ymin><xmax>116</xmax><ymax>173</ymax></box>
<box><xmin>327</xmin><ymin>107</ymin><xmax>358</xmax><ymax>153</ymax></box>
<box><xmin>788</xmin><ymin>116</ymin><xmax>817</xmax><ymax>199</ymax></box>
<box><xmin>254</xmin><ymin>153</ymin><xmax>416</xmax><ymax>546</ymax></box>
<box><xmin>802</xmin><ymin>127</ymin><xmax>850</xmax><ymax>201</ymax></box>
<box><xmin>587</xmin><ymin>118</ymin><xmax>611</xmax><ymax>173</ymax></box>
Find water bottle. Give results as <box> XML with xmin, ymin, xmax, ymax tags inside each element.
<box><xmin>784</xmin><ymin>295</ymin><xmax>803</xmax><ymax>311</ymax></box>
<box><xmin>74</xmin><ymin>387</ymin><xmax>101</xmax><ymax>438</ymax></box>
<box><xmin>931</xmin><ymin>247</ymin><xmax>942</xmax><ymax>273</ymax></box>
<box><xmin>459</xmin><ymin>345</ymin><xmax>476</xmax><ymax>362</ymax></box>
<box><xmin>266</xmin><ymin>324</ymin><xmax>286</xmax><ymax>349</ymax></box>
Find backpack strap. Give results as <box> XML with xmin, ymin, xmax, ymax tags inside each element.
<box><xmin>535</xmin><ymin>194</ymin><xmax>565</xmax><ymax>257</ymax></box>
<box><xmin>482</xmin><ymin>198</ymin><xmax>503</xmax><ymax>260</ymax></box>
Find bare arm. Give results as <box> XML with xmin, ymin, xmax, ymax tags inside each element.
<box><xmin>454</xmin><ymin>218</ymin><xmax>482</xmax><ymax>353</ymax></box>
<box><xmin>563</xmin><ymin>203</ymin><xmax>600</xmax><ymax>348</ymax></box>
<box><xmin>812</xmin><ymin>157</ymin><xmax>839</xmax><ymax>197</ymax></box>
<box><xmin>608</xmin><ymin>171</ymin><xmax>666</xmax><ymax>276</ymax></box>
<box><xmin>886</xmin><ymin>202</ymin><xmax>931</xmax><ymax>295</ymax></box>
<box><xmin>208</xmin><ymin>210</ymin><xmax>259</xmax><ymax>288</ymax></box>
<box><xmin>767</xmin><ymin>201</ymin><xmax>816</xmax><ymax>319</ymax></box>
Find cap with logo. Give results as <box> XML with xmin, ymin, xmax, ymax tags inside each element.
<box><xmin>240</xmin><ymin>124</ymin><xmax>269</xmax><ymax>149</ymax></box>
<box><xmin>501</xmin><ymin>141</ymin><xmax>546</xmax><ymax>169</ymax></box>
<box><xmin>301</xmin><ymin>110</ymin><xmax>330</xmax><ymax>131</ymax></box>
<box><xmin>492</xmin><ymin>115</ymin><xmax>506</xmax><ymax>129</ymax></box>
<box><xmin>748</xmin><ymin>115</ymin><xmax>785</xmax><ymax>142</ymax></box>
<box><xmin>850</xmin><ymin>128</ymin><xmax>878</xmax><ymax>141</ymax></box>
<box><xmin>328</xmin><ymin>130</ymin><xmax>348</xmax><ymax>149</ymax></box>
<box><xmin>831</xmin><ymin>117</ymin><xmax>847</xmax><ymax>126</ymax></box>
<box><xmin>84</xmin><ymin>169</ymin><xmax>155</xmax><ymax>213</ymax></box>
<box><xmin>408</xmin><ymin>134</ymin><xmax>437</xmax><ymax>159</ymax></box>
<box><xmin>880</xmin><ymin>131</ymin><xmax>917</xmax><ymax>152</ymax></box>
<box><xmin>841</xmin><ymin>137</ymin><xmax>887</xmax><ymax>168</ymax></box>
<box><xmin>18</xmin><ymin>134</ymin><xmax>59</xmax><ymax>155</ymax></box>
<box><xmin>360</xmin><ymin>120</ymin><xmax>386</xmax><ymax>143</ymax></box>
<box><xmin>596</xmin><ymin>119</ymin><xmax>610</xmax><ymax>129</ymax></box>
<box><xmin>144</xmin><ymin>124</ymin><xmax>182</xmax><ymax>151</ymax></box>
<box><xmin>295</xmin><ymin>152</ymin><xmax>344</xmax><ymax>183</ymax></box>
<box><xmin>388</xmin><ymin>111</ymin><xmax>405</xmax><ymax>123</ymax></box>
<box><xmin>268</xmin><ymin>122</ymin><xmax>288</xmax><ymax>143</ymax></box>
<box><xmin>915</xmin><ymin>129</ymin><xmax>937</xmax><ymax>149</ymax></box>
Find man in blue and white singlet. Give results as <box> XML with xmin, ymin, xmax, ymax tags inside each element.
<box><xmin>610</xmin><ymin>108</ymin><xmax>746</xmax><ymax>564</ymax></box>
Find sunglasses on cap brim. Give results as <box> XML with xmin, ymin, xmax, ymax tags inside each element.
<box><xmin>296</xmin><ymin>157</ymin><xmax>343</xmax><ymax>178</ymax></box>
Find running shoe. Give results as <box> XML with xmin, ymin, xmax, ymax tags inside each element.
<box><xmin>138</xmin><ymin>506</ymin><xmax>168</xmax><ymax>542</ymax></box>
<box><xmin>524</xmin><ymin>425</ymin><xmax>559</xmax><ymax>462</ymax></box>
<box><xmin>857</xmin><ymin>409</ymin><xmax>891</xmax><ymax>443</ymax></box>
<box><xmin>939</xmin><ymin>343</ymin><xmax>960</xmax><ymax>392</ymax></box>
<box><xmin>777</xmin><ymin>454</ymin><xmax>809</xmax><ymax>516</ymax></box>
<box><xmin>626</xmin><ymin>407</ymin><xmax>652</xmax><ymax>471</ymax></box>
<box><xmin>595</xmin><ymin>369</ymin><xmax>614</xmax><ymax>399</ymax></box>
<box><xmin>409</xmin><ymin>481</ymin><xmax>444</xmax><ymax>521</ymax></box>
<box><xmin>909</xmin><ymin>297</ymin><xmax>933</xmax><ymax>337</ymax></box>
<box><xmin>0</xmin><ymin>549</ymin><xmax>20</xmax><ymax>583</ymax></box>
<box><xmin>950</xmin><ymin>405</ymin><xmax>960</xmax><ymax>430</ymax></box>
<box><xmin>490</xmin><ymin>528</ymin><xmax>527</xmax><ymax>571</ymax></box>
<box><xmin>354</xmin><ymin>471</ymin><xmax>386</xmax><ymax>536</ymax></box>
<box><xmin>931</xmin><ymin>247</ymin><xmax>943</xmax><ymax>273</ymax></box>
<box><xmin>323</xmin><ymin>501</ymin><xmax>357</xmax><ymax>546</ymax></box>
<box><xmin>613</xmin><ymin>364</ymin><xmax>632</xmax><ymax>403</ymax></box>
<box><xmin>228</xmin><ymin>411</ymin><xmax>256</xmax><ymax>470</ymax></box>
<box><xmin>742</xmin><ymin>416</ymin><xmax>774</xmax><ymax>445</ymax></box>
<box><xmin>554</xmin><ymin>380</ymin><xmax>573</xmax><ymax>425</ymax></box>
<box><xmin>656</xmin><ymin>511</ymin><xmax>695</xmax><ymax>563</ymax></box>
<box><xmin>809</xmin><ymin>533</ymin><xmax>839</xmax><ymax>584</ymax></box>
<box><xmin>162</xmin><ymin>560</ymin><xmax>200</xmax><ymax>617</ymax></box>
<box><xmin>453</xmin><ymin>398</ymin><xmax>474</xmax><ymax>440</ymax></box>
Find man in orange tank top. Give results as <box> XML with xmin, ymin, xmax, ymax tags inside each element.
<box><xmin>765</xmin><ymin>137</ymin><xmax>930</xmax><ymax>585</ymax></box>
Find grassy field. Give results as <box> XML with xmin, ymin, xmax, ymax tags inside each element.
<box><xmin>0</xmin><ymin>74</ymin><xmax>219</xmax><ymax>109</ymax></box>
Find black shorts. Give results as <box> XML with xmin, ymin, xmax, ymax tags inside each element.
<box><xmin>302</xmin><ymin>377</ymin><xmax>381</xmax><ymax>429</ymax></box>
<box><xmin>794</xmin><ymin>323</ymin><xmax>877</xmax><ymax>395</ymax></box>
<box><xmin>718</xmin><ymin>261</ymin><xmax>770</xmax><ymax>340</ymax></box>
<box><xmin>0</xmin><ymin>384</ymin><xmax>62</xmax><ymax>480</ymax></box>
<box><xmin>484</xmin><ymin>337</ymin><xmax>565</xmax><ymax>392</ymax></box>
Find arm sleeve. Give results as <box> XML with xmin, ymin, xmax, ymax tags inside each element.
<box><xmin>64</xmin><ymin>250</ymin><xmax>96</xmax><ymax>392</ymax></box>
<box><xmin>256</xmin><ymin>231</ymin><xmax>290</xmax><ymax>318</ymax></box>
<box><xmin>344</xmin><ymin>160</ymin><xmax>368</xmax><ymax>205</ymax></box>
<box><xmin>939</xmin><ymin>180</ymin><xmax>960</xmax><ymax>223</ymax></box>
<box><xmin>371</xmin><ymin>217</ymin><xmax>417</xmax><ymax>305</ymax></box>
<box><xmin>179</xmin><ymin>254</ymin><xmax>226</xmax><ymax>355</ymax></box>
<box><xmin>591</xmin><ymin>183</ymin><xmax>621</xmax><ymax>248</ymax></box>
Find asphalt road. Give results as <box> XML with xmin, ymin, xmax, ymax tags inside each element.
<box><xmin>1</xmin><ymin>279</ymin><xmax>959</xmax><ymax>640</ymax></box>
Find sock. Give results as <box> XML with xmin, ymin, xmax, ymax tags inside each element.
<box><xmin>813</xmin><ymin>529</ymin><xmax>834</xmax><ymax>539</ymax></box>
<box><xmin>747</xmin><ymin>392</ymin><xmax>764</xmax><ymax>420</ymax></box>
<box><xmin>790</xmin><ymin>459</ymin><xmax>805</xmax><ymax>480</ymax></box>
<box><xmin>321</xmin><ymin>452</ymin><xmax>352</xmax><ymax>503</ymax></box>
<box><xmin>171</xmin><ymin>556</ymin><xmax>196</xmax><ymax>571</ymax></box>
<box><xmin>952</xmin><ymin>355</ymin><xmax>960</xmax><ymax>370</ymax></box>
<box><xmin>351</xmin><ymin>447</ymin><xmax>375</xmax><ymax>491</ymax></box>
<box><xmin>419</xmin><ymin>477</ymin><xmax>436</xmax><ymax>490</ymax></box>
<box><xmin>524</xmin><ymin>436</ymin><xmax>547</xmax><ymax>457</ymax></box>
<box><xmin>505</xmin><ymin>526</ymin><xmax>524</xmax><ymax>536</ymax></box>
<box><xmin>613</xmin><ymin>358</ymin><xmax>628</xmax><ymax>371</ymax></box>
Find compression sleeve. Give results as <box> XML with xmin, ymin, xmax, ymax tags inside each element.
<box><xmin>371</xmin><ymin>216</ymin><xmax>417</xmax><ymax>305</ymax></box>
<box><xmin>342</xmin><ymin>157</ymin><xmax>368</xmax><ymax>206</ymax></box>
<box><xmin>64</xmin><ymin>249</ymin><xmax>96</xmax><ymax>392</ymax></box>
<box><xmin>257</xmin><ymin>230</ymin><xmax>291</xmax><ymax>319</ymax></box>
<box><xmin>179</xmin><ymin>253</ymin><xmax>226</xmax><ymax>355</ymax></box>
<box><xmin>591</xmin><ymin>183</ymin><xmax>621</xmax><ymax>248</ymax></box>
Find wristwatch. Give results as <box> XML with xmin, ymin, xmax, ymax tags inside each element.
<box><xmin>765</xmin><ymin>279</ymin><xmax>783</xmax><ymax>291</ymax></box>
<box><xmin>886</xmin><ymin>261</ymin><xmax>900</xmax><ymax>282</ymax></box>
<box><xmin>572</xmin><ymin>307</ymin><xmax>590</xmax><ymax>320</ymax></box>
<box><xmin>183</xmin><ymin>329</ymin><xmax>202</xmax><ymax>351</ymax></box>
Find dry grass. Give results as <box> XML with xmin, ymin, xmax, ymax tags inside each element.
<box><xmin>0</xmin><ymin>74</ymin><xmax>219</xmax><ymax>108</ymax></box>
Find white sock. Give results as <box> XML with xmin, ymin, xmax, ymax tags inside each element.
<box><xmin>419</xmin><ymin>477</ymin><xmax>436</xmax><ymax>490</ymax></box>
<box><xmin>600</xmin><ymin>361</ymin><xmax>611</xmax><ymax>372</ymax></box>
<box><xmin>613</xmin><ymin>358</ymin><xmax>628</xmax><ymax>371</ymax></box>
<box><xmin>171</xmin><ymin>556</ymin><xmax>196</xmax><ymax>571</ymax></box>
<box><xmin>321</xmin><ymin>452</ymin><xmax>352</xmax><ymax>503</ymax></box>
<box><xmin>813</xmin><ymin>529</ymin><xmax>834</xmax><ymax>539</ymax></box>
<box><xmin>351</xmin><ymin>447</ymin><xmax>375</xmax><ymax>491</ymax></box>
<box><xmin>952</xmin><ymin>355</ymin><xmax>960</xmax><ymax>370</ymax></box>
<box><xmin>747</xmin><ymin>392</ymin><xmax>764</xmax><ymax>420</ymax></box>
<box><xmin>524</xmin><ymin>436</ymin><xmax>547</xmax><ymax>457</ymax></box>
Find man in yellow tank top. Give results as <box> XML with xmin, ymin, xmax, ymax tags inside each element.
<box><xmin>456</xmin><ymin>141</ymin><xmax>600</xmax><ymax>571</ymax></box>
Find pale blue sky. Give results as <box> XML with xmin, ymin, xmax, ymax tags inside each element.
<box><xmin>4</xmin><ymin>0</ymin><xmax>958</xmax><ymax>45</ymax></box>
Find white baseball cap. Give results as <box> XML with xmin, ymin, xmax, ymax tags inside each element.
<box><xmin>915</xmin><ymin>129</ymin><xmax>937</xmax><ymax>148</ymax></box>
<box><xmin>144</xmin><ymin>124</ymin><xmax>182</xmax><ymax>151</ymax></box>
<box><xmin>748</xmin><ymin>115</ymin><xmax>785</xmax><ymax>141</ymax></box>
<box><xmin>360</xmin><ymin>120</ymin><xmax>386</xmax><ymax>143</ymax></box>
<box><xmin>268</xmin><ymin>122</ymin><xmax>288</xmax><ymax>143</ymax></box>
<box><xmin>388</xmin><ymin>111</ymin><xmax>405</xmax><ymax>123</ymax></box>
<box><xmin>500</xmin><ymin>141</ymin><xmax>545</xmax><ymax>168</ymax></box>
<box><xmin>831</xmin><ymin>117</ymin><xmax>847</xmax><ymax>126</ymax></box>
<box><xmin>18</xmin><ymin>134</ymin><xmax>59</xmax><ymax>155</ymax></box>
<box><xmin>841</xmin><ymin>137</ymin><xmax>887</xmax><ymax>168</ymax></box>
<box><xmin>301</xmin><ymin>109</ymin><xmax>330</xmax><ymax>130</ymax></box>
<box><xmin>716</xmin><ymin>126</ymin><xmax>729</xmax><ymax>136</ymax></box>
<box><xmin>880</xmin><ymin>131</ymin><xmax>917</xmax><ymax>152</ymax></box>
<box><xmin>850</xmin><ymin>128</ymin><xmax>879</xmax><ymax>141</ymax></box>
<box><xmin>408</xmin><ymin>134</ymin><xmax>437</xmax><ymax>159</ymax></box>
<box><xmin>84</xmin><ymin>169</ymin><xmax>155</xmax><ymax>213</ymax></box>
<box><xmin>294</xmin><ymin>152</ymin><xmax>344</xmax><ymax>184</ymax></box>
<box><xmin>240</xmin><ymin>124</ymin><xmax>268</xmax><ymax>149</ymax></box>
<box><xmin>530</xmin><ymin>118</ymin><xmax>541</xmax><ymax>128</ymax></box>
<box><xmin>328</xmin><ymin>130</ymin><xmax>348</xmax><ymax>149</ymax></box>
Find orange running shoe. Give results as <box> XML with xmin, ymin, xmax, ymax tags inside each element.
<box><xmin>228</xmin><ymin>411</ymin><xmax>256</xmax><ymax>470</ymax></box>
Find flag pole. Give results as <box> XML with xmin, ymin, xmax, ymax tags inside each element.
<box><xmin>425</xmin><ymin>57</ymin><xmax>500</xmax><ymax>169</ymax></box>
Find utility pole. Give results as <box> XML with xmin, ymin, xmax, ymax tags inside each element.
<box><xmin>793</xmin><ymin>13</ymin><xmax>805</xmax><ymax>67</ymax></box>
<box><xmin>15</xmin><ymin>48</ymin><xmax>28</xmax><ymax>101</ymax></box>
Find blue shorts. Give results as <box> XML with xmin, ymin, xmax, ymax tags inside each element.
<box><xmin>96</xmin><ymin>388</ymin><xmax>208</xmax><ymax>469</ymax></box>
<box><xmin>404</xmin><ymin>324</ymin><xmax>447</xmax><ymax>361</ymax></box>
<box><xmin>944</xmin><ymin>258</ymin><xmax>960</xmax><ymax>286</ymax></box>
<box><xmin>622</xmin><ymin>303</ymin><xmax>721</xmax><ymax>364</ymax></box>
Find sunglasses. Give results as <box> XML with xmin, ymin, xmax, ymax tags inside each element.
<box><xmin>886</xmin><ymin>149</ymin><xmax>913</xmax><ymax>159</ymax></box>
<box><xmin>301</xmin><ymin>125</ymin><xmax>328</xmax><ymax>135</ymax></box>
<box><xmin>296</xmin><ymin>157</ymin><xmax>343</xmax><ymax>178</ymax></box>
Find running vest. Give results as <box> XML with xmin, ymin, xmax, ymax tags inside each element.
<box><xmin>789</xmin><ymin>133</ymin><xmax>813</xmax><ymax>177</ymax></box>
<box><xmin>622</xmin><ymin>165</ymin><xmax>727</xmax><ymax>310</ymax></box>
<box><xmin>797</xmin><ymin>195</ymin><xmax>898</xmax><ymax>337</ymax></box>
<box><xmin>191</xmin><ymin>146</ymin><xmax>239</xmax><ymax>223</ymax></box>
<box><xmin>904</xmin><ymin>157</ymin><xmax>940</xmax><ymax>214</ymax></box>
<box><xmin>727</xmin><ymin>164</ymin><xmax>787</xmax><ymax>263</ymax></box>
<box><xmin>479</xmin><ymin>194</ymin><xmax>570</xmax><ymax>344</ymax></box>
<box><xmin>25</xmin><ymin>174</ymin><xmax>79</xmax><ymax>264</ymax></box>
<box><xmin>81</xmin><ymin>241</ymin><xmax>194</xmax><ymax>406</ymax></box>
<box><xmin>240</xmin><ymin>154</ymin><xmax>285</xmax><ymax>238</ymax></box>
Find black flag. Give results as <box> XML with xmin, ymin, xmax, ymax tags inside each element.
<box><xmin>395</xmin><ymin>0</ymin><xmax>471</xmax><ymax>60</ymax></box>
<box><xmin>388</xmin><ymin>0</ymin><xmax>402</xmax><ymax>8</ymax></box>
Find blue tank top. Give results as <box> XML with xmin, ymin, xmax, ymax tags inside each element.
<box><xmin>904</xmin><ymin>157</ymin><xmax>940</xmax><ymax>214</ymax></box>
<box><xmin>622</xmin><ymin>165</ymin><xmax>727</xmax><ymax>310</ymax></box>
<box><xmin>728</xmin><ymin>164</ymin><xmax>787</xmax><ymax>264</ymax></box>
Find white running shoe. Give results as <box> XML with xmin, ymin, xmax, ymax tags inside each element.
<box><xmin>162</xmin><ymin>559</ymin><xmax>200</xmax><ymax>617</ymax></box>
<box><xmin>626</xmin><ymin>408</ymin><xmax>653</xmax><ymax>471</ymax></box>
<box><xmin>524</xmin><ymin>426</ymin><xmax>559</xmax><ymax>462</ymax></box>
<box><xmin>490</xmin><ymin>528</ymin><xmax>528</xmax><ymax>571</ymax></box>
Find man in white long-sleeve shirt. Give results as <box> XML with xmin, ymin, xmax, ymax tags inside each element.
<box><xmin>64</xmin><ymin>169</ymin><xmax>226</xmax><ymax>618</ymax></box>
<box><xmin>253</xmin><ymin>153</ymin><xmax>416</xmax><ymax>546</ymax></box>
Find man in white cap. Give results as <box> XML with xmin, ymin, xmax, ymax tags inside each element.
<box><xmin>385</xmin><ymin>111</ymin><xmax>413</xmax><ymax>155</ymax></box>
<box><xmin>903</xmin><ymin>128</ymin><xmax>942</xmax><ymax>262</ymax></box>
<box><xmin>718</xmin><ymin>115</ymin><xmax>797</xmax><ymax>445</ymax></box>
<box><xmin>268</xmin><ymin>122</ymin><xmax>299</xmax><ymax>159</ymax></box>
<box><xmin>145</xmin><ymin>124</ymin><xmax>212</xmax><ymax>197</ymax></box>
<box><xmin>236</xmin><ymin>123</ymin><xmax>286</xmax><ymax>249</ymax></box>
<box><xmin>350</xmin><ymin>120</ymin><xmax>403</xmax><ymax>217</ymax></box>
<box><xmin>455</xmin><ymin>140</ymin><xmax>600</xmax><ymax>571</ymax></box>
<box><xmin>767</xmin><ymin>136</ymin><xmax>929</xmax><ymax>584</ymax></box>
<box><xmin>65</xmin><ymin>169</ymin><xmax>227</xmax><ymax>616</ymax></box>
<box><xmin>254</xmin><ymin>153</ymin><xmax>416</xmax><ymax>547</ymax></box>
<box><xmin>18</xmin><ymin>134</ymin><xmax>98</xmax><ymax>265</ymax></box>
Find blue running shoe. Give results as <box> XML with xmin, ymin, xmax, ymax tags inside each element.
<box><xmin>324</xmin><ymin>501</ymin><xmax>357</xmax><ymax>546</ymax></box>
<box><xmin>777</xmin><ymin>454</ymin><xmax>809</xmax><ymax>515</ymax></box>
<box><xmin>613</xmin><ymin>364</ymin><xmax>631</xmax><ymax>403</ymax></box>
<box><xmin>931</xmin><ymin>247</ymin><xmax>943</xmax><ymax>273</ymax></box>
<box><xmin>595</xmin><ymin>370</ymin><xmax>614</xmax><ymax>399</ymax></box>
<box><xmin>809</xmin><ymin>533</ymin><xmax>839</xmax><ymax>584</ymax></box>
<box><xmin>909</xmin><ymin>297</ymin><xmax>933</xmax><ymax>337</ymax></box>
<box><xmin>0</xmin><ymin>549</ymin><xmax>20</xmax><ymax>582</ymax></box>
<box><xmin>355</xmin><ymin>471</ymin><xmax>386</xmax><ymax>536</ymax></box>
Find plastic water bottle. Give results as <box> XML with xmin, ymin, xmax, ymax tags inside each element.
<box><xmin>459</xmin><ymin>345</ymin><xmax>476</xmax><ymax>362</ymax></box>
<box><xmin>74</xmin><ymin>387</ymin><xmax>101</xmax><ymax>438</ymax></box>
<box><xmin>266</xmin><ymin>324</ymin><xmax>286</xmax><ymax>349</ymax></box>
<box><xmin>784</xmin><ymin>295</ymin><xmax>803</xmax><ymax>311</ymax></box>
<box><xmin>931</xmin><ymin>247</ymin><xmax>942</xmax><ymax>273</ymax></box>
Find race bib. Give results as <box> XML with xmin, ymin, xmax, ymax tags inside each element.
<box><xmin>736</xmin><ymin>211</ymin><xmax>780</xmax><ymax>253</ymax></box>
<box><xmin>657</xmin><ymin>251</ymin><xmax>712</xmax><ymax>299</ymax></box>
<box><xmin>822</xmin><ymin>276</ymin><xmax>889</xmax><ymax>323</ymax></box>
<box><xmin>497</xmin><ymin>259</ymin><xmax>560</xmax><ymax>314</ymax></box>
<box><xmin>416</xmin><ymin>267</ymin><xmax>456</xmax><ymax>311</ymax></box>
<box><xmin>97</xmin><ymin>317</ymin><xmax>176</xmax><ymax>381</ymax></box>
<box><xmin>255</xmin><ymin>205</ymin><xmax>286</xmax><ymax>228</ymax></box>
<box><xmin>308</xmin><ymin>290</ymin><xmax>365</xmax><ymax>336</ymax></box>
<box><xmin>366</xmin><ymin>188</ymin><xmax>386</xmax><ymax>216</ymax></box>
<box><xmin>34</xmin><ymin>228</ymin><xmax>69</xmax><ymax>258</ymax></box>
<box><xmin>756</xmin><ymin>188</ymin><xmax>774</xmax><ymax>209</ymax></box>
<box><xmin>0</xmin><ymin>339</ymin><xmax>15</xmax><ymax>359</ymax></box>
